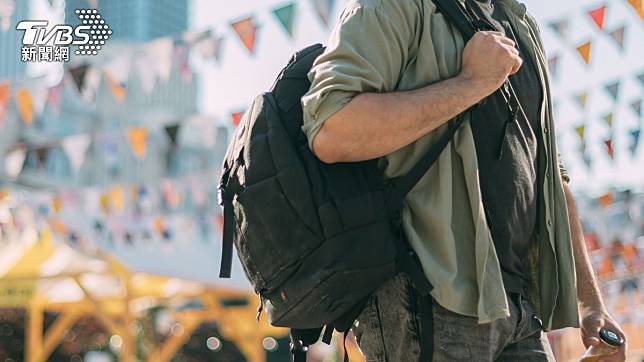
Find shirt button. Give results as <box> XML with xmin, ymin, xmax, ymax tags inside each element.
<box><xmin>547</xmin><ymin>219</ymin><xmax>552</xmax><ymax>227</ymax></box>
<box><xmin>544</xmin><ymin>127</ymin><xmax>549</xmax><ymax>134</ymax></box>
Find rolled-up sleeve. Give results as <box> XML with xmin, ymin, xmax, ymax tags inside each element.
<box><xmin>300</xmin><ymin>0</ymin><xmax>420</xmax><ymax>149</ymax></box>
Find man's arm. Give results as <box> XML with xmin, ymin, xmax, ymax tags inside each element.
<box><xmin>563</xmin><ymin>183</ymin><xmax>627</xmax><ymax>361</ymax></box>
<box><xmin>312</xmin><ymin>31</ymin><xmax>522</xmax><ymax>163</ymax></box>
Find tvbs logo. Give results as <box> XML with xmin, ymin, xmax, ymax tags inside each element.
<box><xmin>16</xmin><ymin>9</ymin><xmax>111</xmax><ymax>62</ymax></box>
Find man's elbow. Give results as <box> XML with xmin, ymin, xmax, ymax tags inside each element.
<box><xmin>311</xmin><ymin>126</ymin><xmax>343</xmax><ymax>164</ymax></box>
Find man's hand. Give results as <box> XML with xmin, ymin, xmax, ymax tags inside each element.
<box><xmin>580</xmin><ymin>309</ymin><xmax>627</xmax><ymax>361</ymax></box>
<box><xmin>459</xmin><ymin>31</ymin><xmax>523</xmax><ymax>97</ymax></box>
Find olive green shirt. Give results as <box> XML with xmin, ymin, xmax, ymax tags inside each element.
<box><xmin>301</xmin><ymin>0</ymin><xmax>580</xmax><ymax>330</ymax></box>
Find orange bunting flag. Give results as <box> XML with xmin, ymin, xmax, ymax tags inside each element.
<box><xmin>0</xmin><ymin>81</ymin><xmax>9</xmax><ymax>127</ymax></box>
<box><xmin>598</xmin><ymin>192</ymin><xmax>614</xmax><ymax>208</ymax></box>
<box><xmin>15</xmin><ymin>88</ymin><xmax>34</xmax><ymax>124</ymax></box>
<box><xmin>587</xmin><ymin>5</ymin><xmax>607</xmax><ymax>29</ymax></box>
<box><xmin>127</xmin><ymin>127</ymin><xmax>148</xmax><ymax>159</ymax></box>
<box><xmin>232</xmin><ymin>111</ymin><xmax>245</xmax><ymax>127</ymax></box>
<box><xmin>604</xmin><ymin>139</ymin><xmax>614</xmax><ymax>159</ymax></box>
<box><xmin>626</xmin><ymin>0</ymin><xmax>643</xmax><ymax>20</ymax></box>
<box><xmin>576</xmin><ymin>41</ymin><xmax>592</xmax><ymax>65</ymax></box>
<box><xmin>231</xmin><ymin>17</ymin><xmax>258</xmax><ymax>54</ymax></box>
<box><xmin>105</xmin><ymin>72</ymin><xmax>126</xmax><ymax>103</ymax></box>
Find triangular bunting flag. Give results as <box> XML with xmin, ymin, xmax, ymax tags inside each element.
<box><xmin>273</xmin><ymin>3</ymin><xmax>296</xmax><ymax>37</ymax></box>
<box><xmin>197</xmin><ymin>35</ymin><xmax>224</xmax><ymax>63</ymax></box>
<box><xmin>232</xmin><ymin>111</ymin><xmax>245</xmax><ymax>127</ymax></box>
<box><xmin>548</xmin><ymin>18</ymin><xmax>569</xmax><ymax>39</ymax></box>
<box><xmin>127</xmin><ymin>127</ymin><xmax>148</xmax><ymax>159</ymax></box>
<box><xmin>602</xmin><ymin>112</ymin><xmax>614</xmax><ymax>129</ymax></box>
<box><xmin>0</xmin><ymin>81</ymin><xmax>9</xmax><ymax>127</ymax></box>
<box><xmin>231</xmin><ymin>17</ymin><xmax>258</xmax><ymax>54</ymax></box>
<box><xmin>575</xmin><ymin>41</ymin><xmax>592</xmax><ymax>65</ymax></box>
<box><xmin>607</xmin><ymin>25</ymin><xmax>626</xmax><ymax>50</ymax></box>
<box><xmin>310</xmin><ymin>0</ymin><xmax>336</xmax><ymax>27</ymax></box>
<box><xmin>573</xmin><ymin>91</ymin><xmax>588</xmax><ymax>109</ymax></box>
<box><xmin>547</xmin><ymin>55</ymin><xmax>559</xmax><ymax>79</ymax></box>
<box><xmin>164</xmin><ymin>124</ymin><xmax>180</xmax><ymax>146</ymax></box>
<box><xmin>630</xmin><ymin>128</ymin><xmax>641</xmax><ymax>155</ymax></box>
<box><xmin>68</xmin><ymin>64</ymin><xmax>89</xmax><ymax>93</ymax></box>
<box><xmin>631</xmin><ymin>98</ymin><xmax>642</xmax><ymax>117</ymax></box>
<box><xmin>47</xmin><ymin>82</ymin><xmax>64</xmax><ymax>115</ymax></box>
<box><xmin>604</xmin><ymin>80</ymin><xmax>621</xmax><ymax>101</ymax></box>
<box><xmin>61</xmin><ymin>134</ymin><xmax>91</xmax><ymax>171</ymax></box>
<box><xmin>575</xmin><ymin>125</ymin><xmax>586</xmax><ymax>143</ymax></box>
<box><xmin>15</xmin><ymin>88</ymin><xmax>33</xmax><ymax>124</ymax></box>
<box><xmin>582</xmin><ymin>151</ymin><xmax>592</xmax><ymax>169</ymax></box>
<box><xmin>105</xmin><ymin>72</ymin><xmax>126</xmax><ymax>103</ymax></box>
<box><xmin>0</xmin><ymin>0</ymin><xmax>15</xmax><ymax>31</ymax></box>
<box><xmin>604</xmin><ymin>139</ymin><xmax>614</xmax><ymax>159</ymax></box>
<box><xmin>626</xmin><ymin>0</ymin><xmax>643</xmax><ymax>20</ymax></box>
<box><xmin>5</xmin><ymin>147</ymin><xmax>26</xmax><ymax>179</ymax></box>
<box><xmin>587</xmin><ymin>5</ymin><xmax>607</xmax><ymax>29</ymax></box>
<box><xmin>637</xmin><ymin>72</ymin><xmax>644</xmax><ymax>87</ymax></box>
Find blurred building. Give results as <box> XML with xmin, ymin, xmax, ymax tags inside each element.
<box><xmin>65</xmin><ymin>0</ymin><xmax>189</xmax><ymax>42</ymax></box>
<box><xmin>0</xmin><ymin>0</ymin><xmax>28</xmax><ymax>79</ymax></box>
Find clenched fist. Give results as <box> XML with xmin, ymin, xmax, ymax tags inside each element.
<box><xmin>458</xmin><ymin>31</ymin><xmax>523</xmax><ymax>97</ymax></box>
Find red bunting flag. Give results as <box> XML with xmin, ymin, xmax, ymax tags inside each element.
<box><xmin>575</xmin><ymin>41</ymin><xmax>592</xmax><ymax>65</ymax></box>
<box><xmin>231</xmin><ymin>17</ymin><xmax>258</xmax><ymax>54</ymax></box>
<box><xmin>232</xmin><ymin>111</ymin><xmax>245</xmax><ymax>127</ymax></box>
<box><xmin>587</xmin><ymin>5</ymin><xmax>607</xmax><ymax>29</ymax></box>
<box><xmin>604</xmin><ymin>139</ymin><xmax>614</xmax><ymax>159</ymax></box>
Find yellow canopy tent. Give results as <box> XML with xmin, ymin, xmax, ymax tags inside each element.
<box><xmin>0</xmin><ymin>226</ymin><xmax>288</xmax><ymax>362</ymax></box>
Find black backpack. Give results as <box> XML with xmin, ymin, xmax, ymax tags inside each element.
<box><xmin>218</xmin><ymin>1</ymin><xmax>498</xmax><ymax>360</ymax></box>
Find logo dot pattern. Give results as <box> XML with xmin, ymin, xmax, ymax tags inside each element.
<box><xmin>74</xmin><ymin>9</ymin><xmax>110</xmax><ymax>56</ymax></box>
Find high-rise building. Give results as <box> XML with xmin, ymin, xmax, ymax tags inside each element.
<box><xmin>0</xmin><ymin>0</ymin><xmax>28</xmax><ymax>80</ymax></box>
<box><xmin>65</xmin><ymin>0</ymin><xmax>188</xmax><ymax>42</ymax></box>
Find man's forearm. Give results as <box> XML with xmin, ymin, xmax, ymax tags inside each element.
<box><xmin>564</xmin><ymin>183</ymin><xmax>606</xmax><ymax>314</ymax></box>
<box><xmin>312</xmin><ymin>75</ymin><xmax>489</xmax><ymax>163</ymax></box>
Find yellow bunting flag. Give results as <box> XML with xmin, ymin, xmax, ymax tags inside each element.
<box><xmin>127</xmin><ymin>127</ymin><xmax>148</xmax><ymax>159</ymax></box>
<box><xmin>100</xmin><ymin>192</ymin><xmax>111</xmax><ymax>214</ymax></box>
<box><xmin>15</xmin><ymin>88</ymin><xmax>34</xmax><ymax>124</ymax></box>
<box><xmin>575</xmin><ymin>125</ymin><xmax>586</xmax><ymax>143</ymax></box>
<box><xmin>105</xmin><ymin>72</ymin><xmax>126</xmax><ymax>103</ymax></box>
<box><xmin>602</xmin><ymin>112</ymin><xmax>614</xmax><ymax>129</ymax></box>
<box><xmin>576</xmin><ymin>41</ymin><xmax>592</xmax><ymax>65</ymax></box>
<box><xmin>51</xmin><ymin>195</ymin><xmax>62</xmax><ymax>214</ymax></box>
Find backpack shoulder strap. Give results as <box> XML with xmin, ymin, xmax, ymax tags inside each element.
<box><xmin>392</xmin><ymin>0</ymin><xmax>479</xmax><ymax>197</ymax></box>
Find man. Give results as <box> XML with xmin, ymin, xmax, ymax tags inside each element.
<box><xmin>301</xmin><ymin>0</ymin><xmax>628</xmax><ymax>360</ymax></box>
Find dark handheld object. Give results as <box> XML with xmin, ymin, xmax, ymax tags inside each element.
<box><xmin>599</xmin><ymin>328</ymin><xmax>624</xmax><ymax>347</ymax></box>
